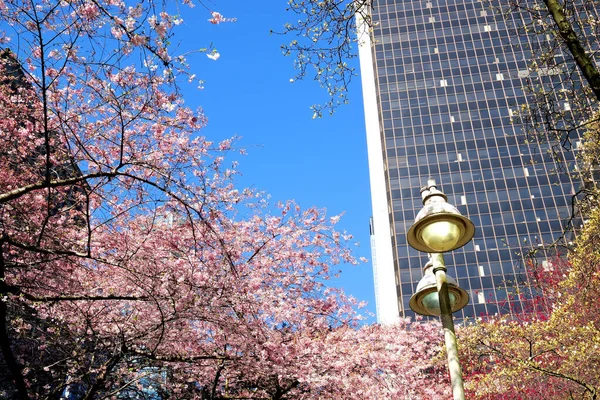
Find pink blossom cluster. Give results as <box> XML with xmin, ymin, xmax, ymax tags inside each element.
<box><xmin>208</xmin><ymin>11</ymin><xmax>237</xmax><ymax>25</ymax></box>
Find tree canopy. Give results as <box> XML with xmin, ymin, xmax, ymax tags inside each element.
<box><xmin>0</xmin><ymin>1</ymin><xmax>450</xmax><ymax>398</ymax></box>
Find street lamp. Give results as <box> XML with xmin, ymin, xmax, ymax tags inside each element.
<box><xmin>409</xmin><ymin>260</ymin><xmax>469</xmax><ymax>317</ymax></box>
<box><xmin>407</xmin><ymin>180</ymin><xmax>474</xmax><ymax>253</ymax></box>
<box><xmin>408</xmin><ymin>179</ymin><xmax>474</xmax><ymax>400</ymax></box>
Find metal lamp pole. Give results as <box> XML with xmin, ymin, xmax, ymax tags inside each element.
<box><xmin>431</xmin><ymin>252</ymin><xmax>465</xmax><ymax>400</ymax></box>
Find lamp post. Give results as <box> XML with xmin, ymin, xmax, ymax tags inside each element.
<box><xmin>407</xmin><ymin>179</ymin><xmax>475</xmax><ymax>400</ymax></box>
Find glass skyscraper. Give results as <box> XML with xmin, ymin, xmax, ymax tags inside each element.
<box><xmin>359</xmin><ymin>0</ymin><xmax>581</xmax><ymax>324</ymax></box>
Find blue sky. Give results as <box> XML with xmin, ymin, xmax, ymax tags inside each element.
<box><xmin>174</xmin><ymin>3</ymin><xmax>377</xmax><ymax>319</ymax></box>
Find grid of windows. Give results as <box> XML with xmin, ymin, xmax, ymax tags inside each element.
<box><xmin>363</xmin><ymin>0</ymin><xmax>580</xmax><ymax>319</ymax></box>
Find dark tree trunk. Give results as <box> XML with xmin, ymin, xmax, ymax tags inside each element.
<box><xmin>544</xmin><ymin>0</ymin><xmax>600</xmax><ymax>101</ymax></box>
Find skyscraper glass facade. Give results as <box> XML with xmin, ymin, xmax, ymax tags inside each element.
<box><xmin>359</xmin><ymin>0</ymin><xmax>580</xmax><ymax>322</ymax></box>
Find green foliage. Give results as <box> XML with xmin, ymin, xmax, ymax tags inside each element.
<box><xmin>459</xmin><ymin>120</ymin><xmax>600</xmax><ymax>399</ymax></box>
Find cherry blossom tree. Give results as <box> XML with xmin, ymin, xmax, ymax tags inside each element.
<box><xmin>0</xmin><ymin>1</ymin><xmax>449</xmax><ymax>398</ymax></box>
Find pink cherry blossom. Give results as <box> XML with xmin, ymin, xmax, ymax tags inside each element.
<box><xmin>208</xmin><ymin>11</ymin><xmax>236</xmax><ymax>25</ymax></box>
<box><xmin>0</xmin><ymin>2</ymin><xmax>450</xmax><ymax>399</ymax></box>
